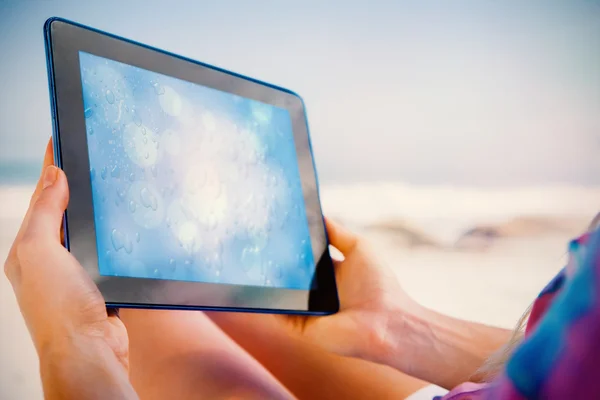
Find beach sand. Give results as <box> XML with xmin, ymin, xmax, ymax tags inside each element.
<box><xmin>0</xmin><ymin>183</ymin><xmax>596</xmax><ymax>399</ymax></box>
<box><xmin>1</xmin><ymin>186</ymin><xmax>44</xmax><ymax>400</ymax></box>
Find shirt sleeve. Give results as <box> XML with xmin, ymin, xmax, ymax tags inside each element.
<box><xmin>404</xmin><ymin>384</ymin><xmax>448</xmax><ymax>400</ymax></box>
<box><xmin>486</xmin><ymin>228</ymin><xmax>600</xmax><ymax>399</ymax></box>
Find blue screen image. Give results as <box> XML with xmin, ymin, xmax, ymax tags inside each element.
<box><xmin>79</xmin><ymin>52</ymin><xmax>315</xmax><ymax>290</ymax></box>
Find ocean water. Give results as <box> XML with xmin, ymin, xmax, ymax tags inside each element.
<box><xmin>0</xmin><ymin>161</ymin><xmax>40</xmax><ymax>185</ymax></box>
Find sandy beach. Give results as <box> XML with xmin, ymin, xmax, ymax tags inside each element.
<box><xmin>1</xmin><ymin>186</ymin><xmax>44</xmax><ymax>400</ymax></box>
<box><xmin>1</xmin><ymin>183</ymin><xmax>597</xmax><ymax>399</ymax></box>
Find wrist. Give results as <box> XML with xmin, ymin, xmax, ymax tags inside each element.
<box><xmin>372</xmin><ymin>302</ymin><xmax>437</xmax><ymax>377</ymax></box>
<box><xmin>378</xmin><ymin>304</ymin><xmax>512</xmax><ymax>389</ymax></box>
<box><xmin>391</xmin><ymin>306</ymin><xmax>461</xmax><ymax>386</ymax></box>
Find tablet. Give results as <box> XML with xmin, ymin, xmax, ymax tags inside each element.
<box><xmin>44</xmin><ymin>18</ymin><xmax>338</xmax><ymax>315</ymax></box>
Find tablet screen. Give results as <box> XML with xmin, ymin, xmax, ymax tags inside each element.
<box><xmin>79</xmin><ymin>51</ymin><xmax>315</xmax><ymax>290</ymax></box>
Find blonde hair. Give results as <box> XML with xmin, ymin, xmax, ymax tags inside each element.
<box><xmin>473</xmin><ymin>211</ymin><xmax>600</xmax><ymax>382</ymax></box>
<box><xmin>589</xmin><ymin>212</ymin><xmax>600</xmax><ymax>232</ymax></box>
<box><xmin>472</xmin><ymin>305</ymin><xmax>531</xmax><ymax>382</ymax></box>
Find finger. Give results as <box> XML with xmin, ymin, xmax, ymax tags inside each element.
<box><xmin>325</xmin><ymin>217</ymin><xmax>359</xmax><ymax>255</ymax></box>
<box><xmin>6</xmin><ymin>139</ymin><xmax>56</xmax><ymax>262</ymax></box>
<box><xmin>22</xmin><ymin>166</ymin><xmax>69</xmax><ymax>243</ymax></box>
<box><xmin>29</xmin><ymin>139</ymin><xmax>55</xmax><ymax>207</ymax></box>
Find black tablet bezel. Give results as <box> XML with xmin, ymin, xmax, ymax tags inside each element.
<box><xmin>44</xmin><ymin>17</ymin><xmax>338</xmax><ymax>315</ymax></box>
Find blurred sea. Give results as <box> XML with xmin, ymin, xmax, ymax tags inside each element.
<box><xmin>0</xmin><ymin>161</ymin><xmax>40</xmax><ymax>185</ymax></box>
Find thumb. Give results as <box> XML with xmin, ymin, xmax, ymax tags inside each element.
<box><xmin>325</xmin><ymin>217</ymin><xmax>359</xmax><ymax>255</ymax></box>
<box><xmin>25</xmin><ymin>166</ymin><xmax>69</xmax><ymax>242</ymax></box>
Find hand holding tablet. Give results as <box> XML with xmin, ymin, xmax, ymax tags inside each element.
<box><xmin>6</xmin><ymin>140</ymin><xmax>422</xmax><ymax>396</ymax></box>
<box><xmin>44</xmin><ymin>18</ymin><xmax>338</xmax><ymax>314</ymax></box>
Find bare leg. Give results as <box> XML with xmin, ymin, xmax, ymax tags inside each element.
<box><xmin>208</xmin><ymin>312</ymin><xmax>430</xmax><ymax>399</ymax></box>
<box><xmin>122</xmin><ymin>307</ymin><xmax>429</xmax><ymax>399</ymax></box>
<box><xmin>120</xmin><ymin>309</ymin><xmax>295</xmax><ymax>399</ymax></box>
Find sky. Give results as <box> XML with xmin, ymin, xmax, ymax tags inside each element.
<box><xmin>0</xmin><ymin>0</ymin><xmax>599</xmax><ymax>186</ymax></box>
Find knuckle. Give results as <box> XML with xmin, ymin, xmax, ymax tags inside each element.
<box><xmin>353</xmin><ymin>237</ymin><xmax>369</xmax><ymax>253</ymax></box>
<box><xmin>353</xmin><ymin>236</ymin><xmax>363</xmax><ymax>247</ymax></box>
<box><xmin>13</xmin><ymin>236</ymin><xmax>54</xmax><ymax>283</ymax></box>
<box><xmin>15</xmin><ymin>234</ymin><xmax>48</xmax><ymax>266</ymax></box>
<box><xmin>3</xmin><ymin>256</ymin><xmax>19</xmax><ymax>283</ymax></box>
<box><xmin>33</xmin><ymin>195</ymin><xmax>56</xmax><ymax>214</ymax></box>
<box><xmin>16</xmin><ymin>236</ymin><xmax>36</xmax><ymax>263</ymax></box>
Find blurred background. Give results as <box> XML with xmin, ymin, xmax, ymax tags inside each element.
<box><xmin>0</xmin><ymin>1</ymin><xmax>599</xmax><ymax>398</ymax></box>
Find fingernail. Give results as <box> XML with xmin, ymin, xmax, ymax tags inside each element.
<box><xmin>42</xmin><ymin>166</ymin><xmax>58</xmax><ymax>189</ymax></box>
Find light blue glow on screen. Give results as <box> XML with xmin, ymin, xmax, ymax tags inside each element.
<box><xmin>79</xmin><ymin>51</ymin><xmax>315</xmax><ymax>290</ymax></box>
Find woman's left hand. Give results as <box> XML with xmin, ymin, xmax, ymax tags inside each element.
<box><xmin>4</xmin><ymin>140</ymin><xmax>137</xmax><ymax>400</ymax></box>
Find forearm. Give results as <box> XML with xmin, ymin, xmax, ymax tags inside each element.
<box><xmin>380</xmin><ymin>305</ymin><xmax>512</xmax><ymax>390</ymax></box>
<box><xmin>40</xmin><ymin>335</ymin><xmax>138</xmax><ymax>400</ymax></box>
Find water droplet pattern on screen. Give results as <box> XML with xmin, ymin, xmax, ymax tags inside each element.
<box><xmin>79</xmin><ymin>52</ymin><xmax>314</xmax><ymax>289</ymax></box>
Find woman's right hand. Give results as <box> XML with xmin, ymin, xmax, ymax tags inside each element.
<box><xmin>277</xmin><ymin>218</ymin><xmax>423</xmax><ymax>364</ymax></box>
<box><xmin>210</xmin><ymin>219</ymin><xmax>513</xmax><ymax>389</ymax></box>
<box><xmin>212</xmin><ymin>219</ymin><xmax>426</xmax><ymax>372</ymax></box>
